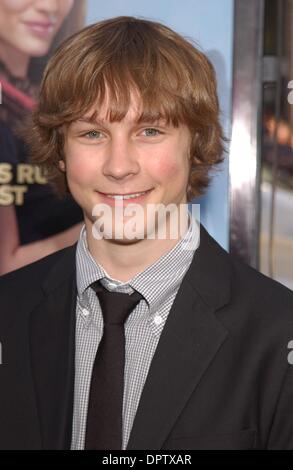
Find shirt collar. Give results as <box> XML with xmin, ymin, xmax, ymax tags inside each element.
<box><xmin>76</xmin><ymin>211</ymin><xmax>199</xmax><ymax>315</ymax></box>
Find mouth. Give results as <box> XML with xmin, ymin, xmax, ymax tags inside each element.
<box><xmin>97</xmin><ymin>188</ymin><xmax>153</xmax><ymax>204</ymax></box>
<box><xmin>23</xmin><ymin>21</ymin><xmax>55</xmax><ymax>38</ymax></box>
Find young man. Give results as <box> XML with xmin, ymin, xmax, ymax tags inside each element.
<box><xmin>0</xmin><ymin>16</ymin><xmax>293</xmax><ymax>451</ymax></box>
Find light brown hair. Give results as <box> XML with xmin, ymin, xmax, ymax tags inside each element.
<box><xmin>22</xmin><ymin>16</ymin><xmax>226</xmax><ymax>201</ymax></box>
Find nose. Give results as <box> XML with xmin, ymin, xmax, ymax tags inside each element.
<box><xmin>35</xmin><ymin>0</ymin><xmax>59</xmax><ymax>16</ymax></box>
<box><xmin>102</xmin><ymin>137</ymin><xmax>140</xmax><ymax>181</ymax></box>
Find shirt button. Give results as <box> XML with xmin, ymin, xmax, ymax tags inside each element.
<box><xmin>81</xmin><ymin>308</ymin><xmax>90</xmax><ymax>317</ymax></box>
<box><xmin>107</xmin><ymin>282</ymin><xmax>117</xmax><ymax>288</ymax></box>
<box><xmin>153</xmin><ymin>315</ymin><xmax>163</xmax><ymax>326</ymax></box>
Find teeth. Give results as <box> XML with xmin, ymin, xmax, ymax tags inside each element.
<box><xmin>107</xmin><ymin>191</ymin><xmax>149</xmax><ymax>200</ymax></box>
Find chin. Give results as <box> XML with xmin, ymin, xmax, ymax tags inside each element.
<box><xmin>92</xmin><ymin>216</ymin><xmax>149</xmax><ymax>242</ymax></box>
<box><xmin>26</xmin><ymin>41</ymin><xmax>52</xmax><ymax>57</ymax></box>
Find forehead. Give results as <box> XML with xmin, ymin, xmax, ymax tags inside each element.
<box><xmin>68</xmin><ymin>81</ymin><xmax>188</xmax><ymax>130</ymax></box>
<box><xmin>83</xmin><ymin>94</ymin><xmax>143</xmax><ymax>124</ymax></box>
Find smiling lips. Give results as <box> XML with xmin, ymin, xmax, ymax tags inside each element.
<box><xmin>99</xmin><ymin>189</ymin><xmax>152</xmax><ymax>198</ymax></box>
<box><xmin>23</xmin><ymin>21</ymin><xmax>55</xmax><ymax>38</ymax></box>
<box><xmin>98</xmin><ymin>189</ymin><xmax>153</xmax><ymax>203</ymax></box>
<box><xmin>105</xmin><ymin>190</ymin><xmax>152</xmax><ymax>200</ymax></box>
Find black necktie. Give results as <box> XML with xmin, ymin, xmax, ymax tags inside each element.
<box><xmin>84</xmin><ymin>280</ymin><xmax>143</xmax><ymax>450</ymax></box>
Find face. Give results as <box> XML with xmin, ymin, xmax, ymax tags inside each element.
<box><xmin>0</xmin><ymin>0</ymin><xmax>74</xmax><ymax>57</ymax></box>
<box><xmin>62</xmin><ymin>93</ymin><xmax>192</xmax><ymax>243</ymax></box>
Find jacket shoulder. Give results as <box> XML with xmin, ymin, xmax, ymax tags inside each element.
<box><xmin>230</xmin><ymin>253</ymin><xmax>293</xmax><ymax>300</ymax></box>
<box><xmin>0</xmin><ymin>244</ymin><xmax>76</xmax><ymax>302</ymax></box>
<box><xmin>227</xmin><ymin>251</ymin><xmax>293</xmax><ymax>326</ymax></box>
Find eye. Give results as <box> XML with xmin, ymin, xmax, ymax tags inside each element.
<box><xmin>141</xmin><ymin>128</ymin><xmax>162</xmax><ymax>137</ymax></box>
<box><xmin>82</xmin><ymin>130</ymin><xmax>103</xmax><ymax>139</ymax></box>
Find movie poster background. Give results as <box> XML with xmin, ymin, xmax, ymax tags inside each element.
<box><xmin>0</xmin><ymin>0</ymin><xmax>86</xmax><ymax>275</ymax></box>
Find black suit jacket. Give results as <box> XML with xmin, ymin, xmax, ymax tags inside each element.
<box><xmin>0</xmin><ymin>224</ymin><xmax>293</xmax><ymax>450</ymax></box>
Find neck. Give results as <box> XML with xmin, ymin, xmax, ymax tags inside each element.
<box><xmin>84</xmin><ymin>214</ymin><xmax>190</xmax><ymax>283</ymax></box>
<box><xmin>0</xmin><ymin>41</ymin><xmax>29</xmax><ymax>78</ymax></box>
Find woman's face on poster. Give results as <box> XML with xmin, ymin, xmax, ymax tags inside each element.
<box><xmin>0</xmin><ymin>0</ymin><xmax>74</xmax><ymax>57</ymax></box>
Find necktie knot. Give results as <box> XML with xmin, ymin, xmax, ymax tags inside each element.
<box><xmin>93</xmin><ymin>280</ymin><xmax>143</xmax><ymax>325</ymax></box>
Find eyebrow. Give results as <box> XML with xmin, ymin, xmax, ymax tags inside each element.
<box><xmin>76</xmin><ymin>117</ymin><xmax>102</xmax><ymax>124</ymax></box>
<box><xmin>75</xmin><ymin>116</ymin><xmax>168</xmax><ymax>126</ymax></box>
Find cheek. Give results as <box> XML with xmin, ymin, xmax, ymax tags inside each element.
<box><xmin>0</xmin><ymin>1</ymin><xmax>22</xmax><ymax>31</ymax></box>
<box><xmin>58</xmin><ymin>0</ymin><xmax>74</xmax><ymax>21</ymax></box>
<box><xmin>150</xmin><ymin>150</ymin><xmax>188</xmax><ymax>183</ymax></box>
<box><xmin>157</xmin><ymin>160</ymin><xmax>178</xmax><ymax>179</ymax></box>
<box><xmin>1</xmin><ymin>0</ymin><xmax>31</xmax><ymax>11</ymax></box>
<box><xmin>67</xmin><ymin>161</ymin><xmax>93</xmax><ymax>186</ymax></box>
<box><xmin>66</xmin><ymin>151</ymin><xmax>100</xmax><ymax>186</ymax></box>
<box><xmin>0</xmin><ymin>2</ymin><xmax>34</xmax><ymax>47</ymax></box>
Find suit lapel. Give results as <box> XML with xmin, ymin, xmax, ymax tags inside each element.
<box><xmin>29</xmin><ymin>244</ymin><xmax>77</xmax><ymax>449</ymax></box>
<box><xmin>127</xmin><ymin>224</ymin><xmax>232</xmax><ymax>450</ymax></box>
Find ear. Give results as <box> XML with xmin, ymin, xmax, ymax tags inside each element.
<box><xmin>58</xmin><ymin>159</ymin><xmax>66</xmax><ymax>172</ymax></box>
